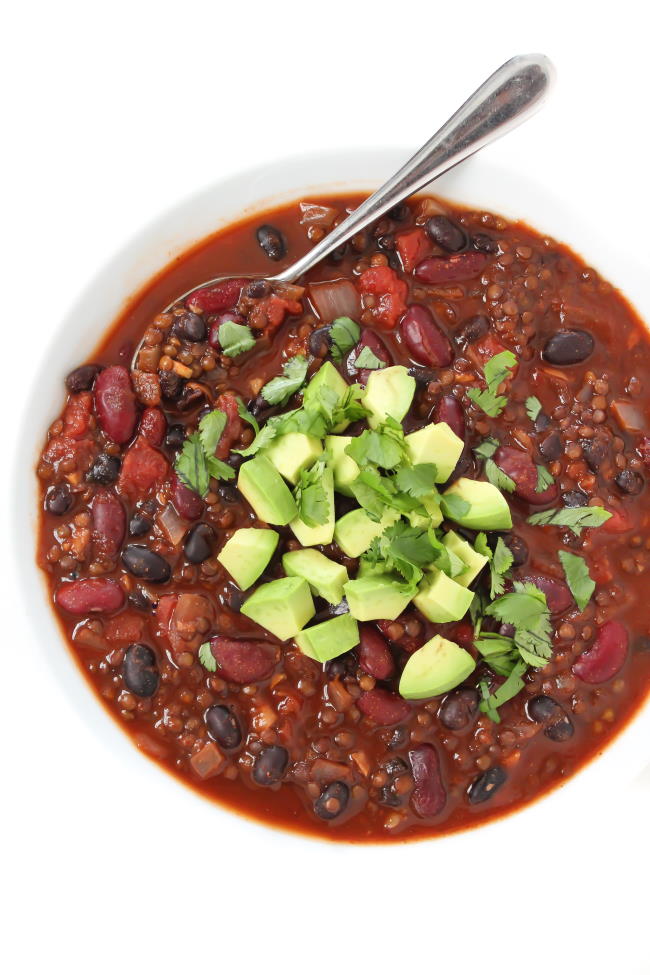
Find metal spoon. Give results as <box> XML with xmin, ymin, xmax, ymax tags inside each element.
<box><xmin>133</xmin><ymin>53</ymin><xmax>553</xmax><ymax>368</ymax></box>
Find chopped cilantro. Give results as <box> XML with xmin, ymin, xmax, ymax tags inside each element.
<box><xmin>527</xmin><ymin>505</ymin><xmax>612</xmax><ymax>536</ymax></box>
<box><xmin>345</xmin><ymin>417</ymin><xmax>409</xmax><ymax>470</ymax></box>
<box><xmin>329</xmin><ymin>317</ymin><xmax>360</xmax><ymax>361</ymax></box>
<box><xmin>175</xmin><ymin>433</ymin><xmax>210</xmax><ymax>498</ymax></box>
<box><xmin>440</xmin><ymin>493</ymin><xmax>471</xmax><ymax>521</ymax></box>
<box><xmin>525</xmin><ymin>395</ymin><xmax>543</xmax><ymax>422</ymax></box>
<box><xmin>474</xmin><ymin>437</ymin><xmax>499</xmax><ymax>460</ymax></box>
<box><xmin>484</xmin><ymin>458</ymin><xmax>516</xmax><ymax>493</ymax></box>
<box><xmin>475</xmin><ymin>533</ymin><xmax>513</xmax><ymax>598</ymax></box>
<box><xmin>467</xmin><ymin>350</ymin><xmax>517</xmax><ymax>418</ymax></box>
<box><xmin>198</xmin><ymin>409</ymin><xmax>227</xmax><ymax>457</ymax></box>
<box><xmin>363</xmin><ymin>521</ymin><xmax>434</xmax><ymax>587</ymax></box>
<box><xmin>198</xmin><ymin>642</ymin><xmax>217</xmax><ymax>672</ymax></box>
<box><xmin>261</xmin><ymin>355</ymin><xmax>309</xmax><ymax>406</ymax></box>
<box><xmin>486</xmin><ymin>581</ymin><xmax>552</xmax><ymax>668</ymax></box>
<box><xmin>354</xmin><ymin>346</ymin><xmax>386</xmax><ymax>370</ymax></box>
<box><xmin>535</xmin><ymin>464</ymin><xmax>554</xmax><ymax>493</ymax></box>
<box><xmin>479</xmin><ymin>660</ymin><xmax>528</xmax><ymax>723</ymax></box>
<box><xmin>393</xmin><ymin>463</ymin><xmax>439</xmax><ymax>499</ymax></box>
<box><xmin>294</xmin><ymin>460</ymin><xmax>330</xmax><ymax>527</ymax></box>
<box><xmin>559</xmin><ymin>550</ymin><xmax>595</xmax><ymax>611</ymax></box>
<box><xmin>236</xmin><ymin>396</ymin><xmax>260</xmax><ymax>435</ymax></box>
<box><xmin>218</xmin><ymin>320</ymin><xmax>256</xmax><ymax>357</ymax></box>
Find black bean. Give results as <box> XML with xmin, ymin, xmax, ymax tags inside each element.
<box><xmin>455</xmin><ymin>314</ymin><xmax>489</xmax><ymax>347</ymax></box>
<box><xmin>408</xmin><ymin>366</ymin><xmax>438</xmax><ymax>386</ymax></box>
<box><xmin>633</xmin><ymin>635</ymin><xmax>650</xmax><ymax>653</ymax></box>
<box><xmin>128</xmin><ymin>589</ymin><xmax>154</xmax><ymax>612</ymax></box>
<box><xmin>314</xmin><ymin>781</ymin><xmax>350</xmax><ymax>820</ymax></box>
<box><xmin>217</xmin><ymin>482</ymin><xmax>242</xmax><ymax>504</ymax></box>
<box><xmin>425</xmin><ymin>215</ymin><xmax>468</xmax><ymax>252</ymax></box>
<box><xmin>499</xmin><ymin>623</ymin><xmax>516</xmax><ymax>638</ymax></box>
<box><xmin>223</xmin><ymin>584</ymin><xmax>247</xmax><ymax>613</ymax></box>
<box><xmin>252</xmin><ymin>745</ymin><xmax>288</xmax><ymax>786</ymax></box>
<box><xmin>256</xmin><ymin>224</ymin><xmax>286</xmax><ymax>261</ymax></box>
<box><xmin>539</xmin><ymin>431</ymin><xmax>562</xmax><ymax>461</ymax></box>
<box><xmin>615</xmin><ymin>469</ymin><xmax>644</xmax><ymax>495</ymax></box>
<box><xmin>472</xmin><ymin>233</ymin><xmax>498</xmax><ymax>253</ymax></box>
<box><xmin>129</xmin><ymin>512</ymin><xmax>152</xmax><ymax>537</ymax></box>
<box><xmin>383</xmin><ymin>757</ymin><xmax>408</xmax><ymax>776</ymax></box>
<box><xmin>562</xmin><ymin>489</ymin><xmax>589</xmax><ymax>508</ymax></box>
<box><xmin>325</xmin><ymin>649</ymin><xmax>358</xmax><ymax>679</ymax></box>
<box><xmin>328</xmin><ymin>243</ymin><xmax>347</xmax><ymax>264</ymax></box>
<box><xmin>545</xmin><ymin>715</ymin><xmax>575</xmax><ymax>742</ymax></box>
<box><xmin>467</xmin><ymin>766</ymin><xmax>507</xmax><ymax>804</ymax></box>
<box><xmin>121</xmin><ymin>544</ymin><xmax>171</xmax><ymax>583</ymax></box>
<box><xmin>87</xmin><ymin>452</ymin><xmax>121</xmax><ymax>485</ymax></box>
<box><xmin>439</xmin><ymin>688</ymin><xmax>479</xmax><ymax>731</ymax></box>
<box><xmin>377</xmin><ymin>233</ymin><xmax>396</xmax><ymax>251</ymax></box>
<box><xmin>308</xmin><ymin>325</ymin><xmax>332</xmax><ymax>357</ymax></box>
<box><xmin>388</xmin><ymin>203</ymin><xmax>409</xmax><ymax>221</ymax></box>
<box><xmin>535</xmin><ymin>411</ymin><xmax>551</xmax><ymax>432</ymax></box>
<box><xmin>65</xmin><ymin>364</ymin><xmax>100</xmax><ymax>392</ymax></box>
<box><xmin>123</xmin><ymin>643</ymin><xmax>159</xmax><ymax>697</ymax></box>
<box><xmin>543</xmin><ymin>329</ymin><xmax>594</xmax><ymax>365</ymax></box>
<box><xmin>387</xmin><ymin>726</ymin><xmax>409</xmax><ymax>749</ymax></box>
<box><xmin>581</xmin><ymin>437</ymin><xmax>609</xmax><ymax>472</ymax></box>
<box><xmin>504</xmin><ymin>533</ymin><xmax>528</xmax><ymax>566</ymax></box>
<box><xmin>205</xmin><ymin>705</ymin><xmax>242</xmax><ymax>750</ymax></box>
<box><xmin>246</xmin><ymin>279</ymin><xmax>270</xmax><ymax>299</ymax></box>
<box><xmin>176</xmin><ymin>311</ymin><xmax>206</xmax><ymax>342</ymax></box>
<box><xmin>159</xmin><ymin>370</ymin><xmax>185</xmax><ymax>401</ymax></box>
<box><xmin>165</xmin><ymin>424</ymin><xmax>186</xmax><ymax>451</ymax></box>
<box><xmin>312</xmin><ymin>597</ymin><xmax>350</xmax><ymax>625</ymax></box>
<box><xmin>378</xmin><ymin>785</ymin><xmax>402</xmax><ymax>808</ymax></box>
<box><xmin>527</xmin><ymin>694</ymin><xmax>561</xmax><ymax>723</ymax></box>
<box><xmin>176</xmin><ymin>384</ymin><xmax>205</xmax><ymax>412</ymax></box>
<box><xmin>183</xmin><ymin>523</ymin><xmax>214</xmax><ymax>563</ymax></box>
<box><xmin>45</xmin><ymin>482</ymin><xmax>73</xmax><ymax>515</ymax></box>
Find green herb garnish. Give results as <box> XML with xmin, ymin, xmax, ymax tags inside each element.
<box><xmin>559</xmin><ymin>550</ymin><xmax>595</xmax><ymax>611</ymax></box>
<box><xmin>527</xmin><ymin>506</ymin><xmax>612</xmax><ymax>536</ymax></box>
<box><xmin>345</xmin><ymin>416</ymin><xmax>409</xmax><ymax>471</ymax></box>
<box><xmin>236</xmin><ymin>396</ymin><xmax>260</xmax><ymax>435</ymax></box>
<box><xmin>467</xmin><ymin>350</ymin><xmax>517</xmax><ymax>418</ymax></box>
<box><xmin>354</xmin><ymin>346</ymin><xmax>386</xmax><ymax>370</ymax></box>
<box><xmin>329</xmin><ymin>317</ymin><xmax>360</xmax><ymax>361</ymax></box>
<box><xmin>535</xmin><ymin>465</ymin><xmax>554</xmax><ymax>493</ymax></box>
<box><xmin>198</xmin><ymin>642</ymin><xmax>217</xmax><ymax>672</ymax></box>
<box><xmin>393</xmin><ymin>463</ymin><xmax>439</xmax><ymax>499</ymax></box>
<box><xmin>484</xmin><ymin>458</ymin><xmax>516</xmax><ymax>493</ymax></box>
<box><xmin>260</xmin><ymin>355</ymin><xmax>309</xmax><ymax>406</ymax></box>
<box><xmin>525</xmin><ymin>396</ymin><xmax>543</xmax><ymax>422</ymax></box>
<box><xmin>218</xmin><ymin>320</ymin><xmax>256</xmax><ymax>357</ymax></box>
<box><xmin>474</xmin><ymin>437</ymin><xmax>499</xmax><ymax>460</ymax></box>
<box><xmin>175</xmin><ymin>409</ymin><xmax>235</xmax><ymax>496</ymax></box>
<box><xmin>294</xmin><ymin>460</ymin><xmax>330</xmax><ymax>527</ymax></box>
<box><xmin>479</xmin><ymin>660</ymin><xmax>528</xmax><ymax>723</ymax></box>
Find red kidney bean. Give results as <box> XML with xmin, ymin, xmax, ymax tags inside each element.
<box><xmin>358</xmin><ymin>689</ymin><xmax>411</xmax><ymax>725</ymax></box>
<box><xmin>573</xmin><ymin>620</ymin><xmax>629</xmax><ymax>683</ymax></box>
<box><xmin>56</xmin><ymin>578</ymin><xmax>125</xmax><ymax>615</ymax></box>
<box><xmin>409</xmin><ymin>743</ymin><xmax>446</xmax><ymax>817</ymax></box>
<box><xmin>140</xmin><ymin>407</ymin><xmax>166</xmax><ymax>447</ymax></box>
<box><xmin>494</xmin><ymin>445</ymin><xmax>558</xmax><ymax>505</ymax></box>
<box><xmin>91</xmin><ymin>489</ymin><xmax>126</xmax><ymax>559</ymax></box>
<box><xmin>518</xmin><ymin>573</ymin><xmax>573</xmax><ymax>614</ymax></box>
<box><xmin>186</xmin><ymin>278</ymin><xmax>248</xmax><ymax>314</ymax></box>
<box><xmin>435</xmin><ymin>394</ymin><xmax>465</xmax><ymax>440</ymax></box>
<box><xmin>400</xmin><ymin>304</ymin><xmax>453</xmax><ymax>368</ymax></box>
<box><xmin>94</xmin><ymin>366</ymin><xmax>137</xmax><ymax>444</ymax></box>
<box><xmin>358</xmin><ymin>624</ymin><xmax>395</xmax><ymax>680</ymax></box>
<box><xmin>210</xmin><ymin>637</ymin><xmax>277</xmax><ymax>684</ymax></box>
<box><xmin>171</xmin><ymin>472</ymin><xmax>204</xmax><ymax>520</ymax></box>
<box><xmin>414</xmin><ymin>251</ymin><xmax>487</xmax><ymax>284</ymax></box>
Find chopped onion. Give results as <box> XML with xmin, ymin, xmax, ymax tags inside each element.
<box><xmin>157</xmin><ymin>502</ymin><xmax>186</xmax><ymax>546</ymax></box>
<box><xmin>72</xmin><ymin>623</ymin><xmax>108</xmax><ymax>652</ymax></box>
<box><xmin>309</xmin><ymin>279</ymin><xmax>361</xmax><ymax>322</ymax></box>
<box><xmin>299</xmin><ymin>202</ymin><xmax>338</xmax><ymax>227</ymax></box>
<box><xmin>414</xmin><ymin>196</ymin><xmax>449</xmax><ymax>223</ymax></box>
<box><xmin>611</xmin><ymin>399</ymin><xmax>645</xmax><ymax>433</ymax></box>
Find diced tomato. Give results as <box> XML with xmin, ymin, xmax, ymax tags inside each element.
<box><xmin>395</xmin><ymin>228</ymin><xmax>432</xmax><ymax>273</ymax></box>
<box><xmin>62</xmin><ymin>392</ymin><xmax>93</xmax><ymax>439</ymax></box>
<box><xmin>248</xmin><ymin>294</ymin><xmax>302</xmax><ymax>333</ymax></box>
<box><xmin>215</xmin><ymin>392</ymin><xmax>243</xmax><ymax>460</ymax></box>
<box><xmin>118</xmin><ymin>435</ymin><xmax>169</xmax><ymax>500</ymax></box>
<box><xmin>104</xmin><ymin>612</ymin><xmax>144</xmax><ymax>646</ymax></box>
<box><xmin>156</xmin><ymin>594</ymin><xmax>178</xmax><ymax>634</ymax></box>
<box><xmin>43</xmin><ymin>435</ymin><xmax>94</xmax><ymax>472</ymax></box>
<box><xmin>590</xmin><ymin>553</ymin><xmax>613</xmax><ymax>585</ymax></box>
<box><xmin>637</xmin><ymin>436</ymin><xmax>650</xmax><ymax>468</ymax></box>
<box><xmin>602</xmin><ymin>506</ymin><xmax>633</xmax><ymax>533</ymax></box>
<box><xmin>358</xmin><ymin>266</ymin><xmax>408</xmax><ymax>330</ymax></box>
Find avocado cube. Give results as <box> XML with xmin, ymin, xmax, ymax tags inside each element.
<box><xmin>325</xmin><ymin>435</ymin><xmax>360</xmax><ymax>496</ymax></box>
<box><xmin>217</xmin><ymin>528</ymin><xmax>279</xmax><ymax>590</ymax></box>
<box><xmin>333</xmin><ymin>507</ymin><xmax>399</xmax><ymax>559</ymax></box>
<box><xmin>399</xmin><ymin>635</ymin><xmax>475</xmax><ymax>699</ymax></box>
<box><xmin>422</xmin><ymin>493</ymin><xmax>443</xmax><ymax>527</ymax></box>
<box><xmin>413</xmin><ymin>568</ymin><xmax>474</xmax><ymax>623</ymax></box>
<box><xmin>290</xmin><ymin>468</ymin><xmax>335</xmax><ymax>546</ymax></box>
<box><xmin>262</xmin><ymin>433</ymin><xmax>323</xmax><ymax>484</ymax></box>
<box><xmin>405</xmin><ymin>422</ymin><xmax>464</xmax><ymax>483</ymax></box>
<box><xmin>295</xmin><ymin>613</ymin><xmax>360</xmax><ymax>663</ymax></box>
<box><xmin>344</xmin><ymin>575</ymin><xmax>413</xmax><ymax>621</ymax></box>
<box><xmin>303</xmin><ymin>362</ymin><xmax>351</xmax><ymax>432</ymax></box>
<box><xmin>442</xmin><ymin>530</ymin><xmax>489</xmax><ymax>587</ymax></box>
<box><xmin>241</xmin><ymin>576</ymin><xmax>315</xmax><ymax>641</ymax></box>
<box><xmin>443</xmin><ymin>478</ymin><xmax>512</xmax><ymax>531</ymax></box>
<box><xmin>238</xmin><ymin>455</ymin><xmax>298</xmax><ymax>525</ymax></box>
<box><xmin>362</xmin><ymin>366</ymin><xmax>416</xmax><ymax>429</ymax></box>
<box><xmin>282</xmin><ymin>548</ymin><xmax>349</xmax><ymax>605</ymax></box>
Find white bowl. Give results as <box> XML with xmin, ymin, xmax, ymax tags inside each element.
<box><xmin>15</xmin><ymin>147</ymin><xmax>650</xmax><ymax>854</ymax></box>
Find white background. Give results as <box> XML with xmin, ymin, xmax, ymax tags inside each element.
<box><xmin>3</xmin><ymin>2</ymin><xmax>649</xmax><ymax>973</ymax></box>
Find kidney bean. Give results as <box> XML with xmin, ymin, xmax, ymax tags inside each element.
<box><xmin>256</xmin><ymin>224</ymin><xmax>287</xmax><ymax>261</ymax></box>
<box><xmin>205</xmin><ymin>704</ymin><xmax>242</xmax><ymax>750</ymax></box>
<box><xmin>543</xmin><ymin>329</ymin><xmax>594</xmax><ymax>365</ymax></box>
<box><xmin>65</xmin><ymin>364</ymin><xmax>100</xmax><ymax>393</ymax></box>
<box><xmin>358</xmin><ymin>689</ymin><xmax>411</xmax><ymax>725</ymax></box>
<box><xmin>56</xmin><ymin>578</ymin><xmax>124</xmax><ymax>615</ymax></box>
<box><xmin>314</xmin><ymin>781</ymin><xmax>350</xmax><ymax>820</ymax></box>
<box><xmin>123</xmin><ymin>643</ymin><xmax>159</xmax><ymax>697</ymax></box>
<box><xmin>467</xmin><ymin>766</ymin><xmax>507</xmax><ymax>804</ymax></box>
<box><xmin>186</xmin><ymin>278</ymin><xmax>248</xmax><ymax>314</ymax></box>
<box><xmin>171</xmin><ymin>472</ymin><xmax>204</xmax><ymax>520</ymax></box>
<box><xmin>140</xmin><ymin>407</ymin><xmax>166</xmax><ymax>447</ymax></box>
<box><xmin>438</xmin><ymin>688</ymin><xmax>479</xmax><ymax>731</ymax></box>
<box><xmin>494</xmin><ymin>445</ymin><xmax>558</xmax><ymax>505</ymax></box>
<box><xmin>519</xmin><ymin>573</ymin><xmax>573</xmax><ymax>614</ymax></box>
<box><xmin>358</xmin><ymin>624</ymin><xmax>395</xmax><ymax>680</ymax></box>
<box><xmin>94</xmin><ymin>366</ymin><xmax>137</xmax><ymax>444</ymax></box>
<box><xmin>87</xmin><ymin>452</ymin><xmax>121</xmax><ymax>485</ymax></box>
<box><xmin>252</xmin><ymin>745</ymin><xmax>288</xmax><ymax>786</ymax></box>
<box><xmin>424</xmin><ymin>215</ymin><xmax>468</xmax><ymax>252</ymax></box>
<box><xmin>456</xmin><ymin>314</ymin><xmax>490</xmax><ymax>347</ymax></box>
<box><xmin>400</xmin><ymin>304</ymin><xmax>453</xmax><ymax>368</ymax></box>
<box><xmin>183</xmin><ymin>523</ymin><xmax>214</xmax><ymax>564</ymax></box>
<box><xmin>409</xmin><ymin>743</ymin><xmax>446</xmax><ymax>817</ymax></box>
<box><xmin>91</xmin><ymin>489</ymin><xmax>126</xmax><ymax>558</ymax></box>
<box><xmin>434</xmin><ymin>394</ymin><xmax>465</xmax><ymax>440</ymax></box>
<box><xmin>45</xmin><ymin>482</ymin><xmax>73</xmax><ymax>515</ymax></box>
<box><xmin>573</xmin><ymin>620</ymin><xmax>629</xmax><ymax>683</ymax></box>
<box><xmin>504</xmin><ymin>533</ymin><xmax>528</xmax><ymax>566</ymax></box>
<box><xmin>210</xmin><ymin>636</ymin><xmax>276</xmax><ymax>684</ymax></box>
<box><xmin>414</xmin><ymin>251</ymin><xmax>487</xmax><ymax>284</ymax></box>
<box><xmin>121</xmin><ymin>544</ymin><xmax>171</xmax><ymax>583</ymax></box>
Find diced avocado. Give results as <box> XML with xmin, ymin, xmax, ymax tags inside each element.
<box><xmin>399</xmin><ymin>635</ymin><xmax>475</xmax><ymax>699</ymax></box>
<box><xmin>422</xmin><ymin>493</ymin><xmax>443</xmax><ymax>527</ymax></box>
<box><xmin>362</xmin><ymin>366</ymin><xmax>416</xmax><ymax>428</ymax></box>
<box><xmin>442</xmin><ymin>529</ymin><xmax>489</xmax><ymax>587</ymax></box>
<box><xmin>262</xmin><ymin>433</ymin><xmax>323</xmax><ymax>484</ymax></box>
<box><xmin>303</xmin><ymin>362</ymin><xmax>350</xmax><ymax>432</ymax></box>
<box><xmin>325</xmin><ymin>435</ymin><xmax>360</xmax><ymax>496</ymax></box>
<box><xmin>405</xmin><ymin>422</ymin><xmax>464</xmax><ymax>483</ymax></box>
<box><xmin>241</xmin><ymin>576</ymin><xmax>315</xmax><ymax>641</ymax></box>
<box><xmin>282</xmin><ymin>548</ymin><xmax>349</xmax><ymax>605</ymax></box>
<box><xmin>344</xmin><ymin>575</ymin><xmax>413</xmax><ymax>621</ymax></box>
<box><xmin>413</xmin><ymin>568</ymin><xmax>473</xmax><ymax>623</ymax></box>
<box><xmin>443</xmin><ymin>478</ymin><xmax>512</xmax><ymax>531</ymax></box>
<box><xmin>295</xmin><ymin>613</ymin><xmax>360</xmax><ymax>662</ymax></box>
<box><xmin>290</xmin><ymin>468</ymin><xmax>335</xmax><ymax>546</ymax></box>
<box><xmin>217</xmin><ymin>528</ymin><xmax>279</xmax><ymax>590</ymax></box>
<box><xmin>238</xmin><ymin>455</ymin><xmax>298</xmax><ymax>525</ymax></box>
<box><xmin>333</xmin><ymin>507</ymin><xmax>399</xmax><ymax>559</ymax></box>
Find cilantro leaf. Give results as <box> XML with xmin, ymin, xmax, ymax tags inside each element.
<box><xmin>440</xmin><ymin>493</ymin><xmax>471</xmax><ymax>522</ymax></box>
<box><xmin>329</xmin><ymin>317</ymin><xmax>360</xmax><ymax>361</ymax></box>
<box><xmin>525</xmin><ymin>396</ymin><xmax>543</xmax><ymax>422</ymax></box>
<box><xmin>559</xmin><ymin>550</ymin><xmax>595</xmax><ymax>611</ymax></box>
<box><xmin>236</xmin><ymin>396</ymin><xmax>260</xmax><ymax>435</ymax></box>
<box><xmin>261</xmin><ymin>355</ymin><xmax>309</xmax><ymax>406</ymax></box>
<box><xmin>527</xmin><ymin>506</ymin><xmax>612</xmax><ymax>536</ymax></box>
<box><xmin>174</xmin><ymin>433</ymin><xmax>210</xmax><ymax>497</ymax></box>
<box><xmin>474</xmin><ymin>437</ymin><xmax>499</xmax><ymax>460</ymax></box>
<box><xmin>218</xmin><ymin>320</ymin><xmax>256</xmax><ymax>357</ymax></box>
<box><xmin>294</xmin><ymin>460</ymin><xmax>330</xmax><ymax>527</ymax></box>
<box><xmin>345</xmin><ymin>418</ymin><xmax>408</xmax><ymax>471</ymax></box>
<box><xmin>487</xmin><ymin>581</ymin><xmax>552</xmax><ymax>669</ymax></box>
<box><xmin>198</xmin><ymin>409</ymin><xmax>227</xmax><ymax>457</ymax></box>
<box><xmin>467</xmin><ymin>350</ymin><xmax>517</xmax><ymax>418</ymax></box>
<box><xmin>535</xmin><ymin>464</ymin><xmax>554</xmax><ymax>493</ymax></box>
<box><xmin>476</xmin><ymin>534</ymin><xmax>513</xmax><ymax>598</ymax></box>
<box><xmin>354</xmin><ymin>346</ymin><xmax>386</xmax><ymax>370</ymax></box>
<box><xmin>393</xmin><ymin>463</ymin><xmax>439</xmax><ymax>498</ymax></box>
<box><xmin>479</xmin><ymin>660</ymin><xmax>528</xmax><ymax>723</ymax></box>
<box><xmin>207</xmin><ymin>456</ymin><xmax>235</xmax><ymax>481</ymax></box>
<box><xmin>198</xmin><ymin>642</ymin><xmax>217</xmax><ymax>672</ymax></box>
<box><xmin>364</xmin><ymin>521</ymin><xmax>435</xmax><ymax>586</ymax></box>
<box><xmin>484</xmin><ymin>458</ymin><xmax>516</xmax><ymax>493</ymax></box>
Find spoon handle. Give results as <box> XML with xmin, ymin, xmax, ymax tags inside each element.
<box><xmin>276</xmin><ymin>53</ymin><xmax>554</xmax><ymax>283</ymax></box>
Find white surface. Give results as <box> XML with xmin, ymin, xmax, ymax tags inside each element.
<box><xmin>3</xmin><ymin>3</ymin><xmax>650</xmax><ymax>974</ymax></box>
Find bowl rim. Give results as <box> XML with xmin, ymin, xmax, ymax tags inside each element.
<box><xmin>15</xmin><ymin>145</ymin><xmax>650</xmax><ymax>849</ymax></box>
